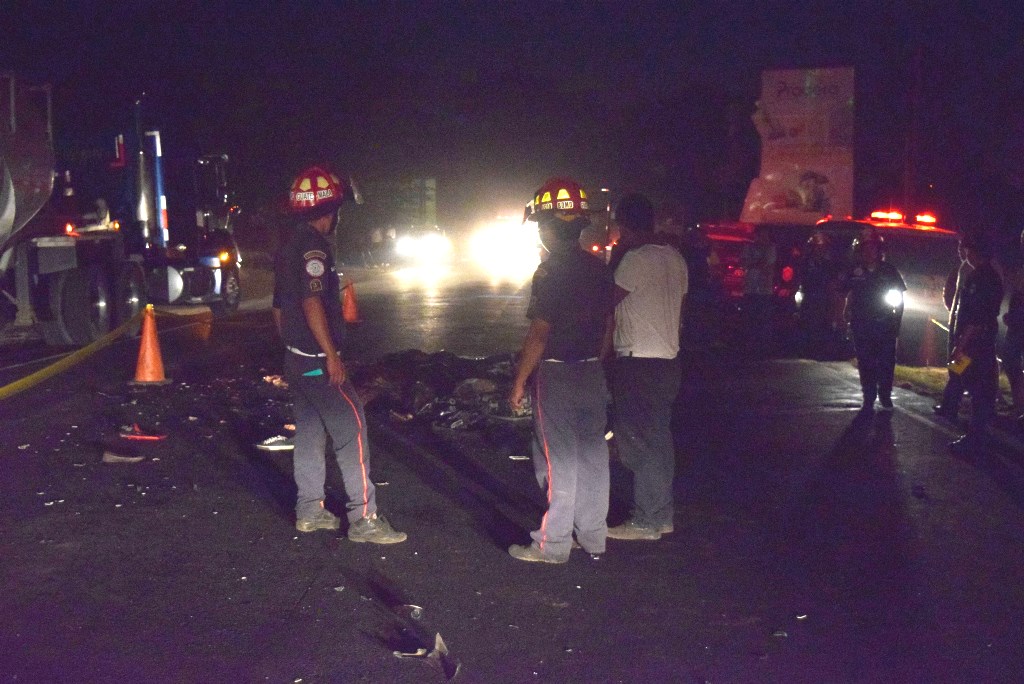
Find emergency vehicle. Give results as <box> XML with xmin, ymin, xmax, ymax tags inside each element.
<box><xmin>697</xmin><ymin>211</ymin><xmax>960</xmax><ymax>364</ymax></box>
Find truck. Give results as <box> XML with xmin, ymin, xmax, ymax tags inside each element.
<box><xmin>0</xmin><ymin>73</ymin><xmax>241</xmax><ymax>346</ymax></box>
<box><xmin>698</xmin><ymin>67</ymin><xmax>960</xmax><ymax>365</ymax></box>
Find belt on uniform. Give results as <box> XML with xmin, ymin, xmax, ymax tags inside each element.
<box><xmin>286</xmin><ymin>345</ymin><xmax>327</xmax><ymax>358</ymax></box>
<box><xmin>616</xmin><ymin>352</ymin><xmax>671</xmax><ymax>359</ymax></box>
<box><xmin>542</xmin><ymin>357</ymin><xmax>600</xmax><ymax>363</ymax></box>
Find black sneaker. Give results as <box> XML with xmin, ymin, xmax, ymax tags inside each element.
<box><xmin>348</xmin><ymin>514</ymin><xmax>407</xmax><ymax>544</ymax></box>
<box><xmin>879</xmin><ymin>397</ymin><xmax>894</xmax><ymax>411</ymax></box>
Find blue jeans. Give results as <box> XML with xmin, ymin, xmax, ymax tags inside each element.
<box><xmin>611</xmin><ymin>356</ymin><xmax>681</xmax><ymax>528</ymax></box>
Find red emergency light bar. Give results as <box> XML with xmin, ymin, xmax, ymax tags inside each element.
<box><xmin>870</xmin><ymin>210</ymin><xmax>904</xmax><ymax>222</ymax></box>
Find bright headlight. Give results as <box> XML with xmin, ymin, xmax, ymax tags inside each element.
<box><xmin>884</xmin><ymin>288</ymin><xmax>903</xmax><ymax>308</ymax></box>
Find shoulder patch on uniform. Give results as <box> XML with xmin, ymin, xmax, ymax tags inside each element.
<box><xmin>303</xmin><ymin>250</ymin><xmax>327</xmax><ymax>260</ymax></box>
<box><xmin>309</xmin><ymin>279</ymin><xmax>323</xmax><ymax>292</ymax></box>
<box><xmin>305</xmin><ymin>258</ymin><xmax>326</xmax><ymax>277</ymax></box>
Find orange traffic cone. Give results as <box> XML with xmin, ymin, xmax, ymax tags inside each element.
<box><xmin>342</xmin><ymin>280</ymin><xmax>362</xmax><ymax>323</ymax></box>
<box><xmin>132</xmin><ymin>304</ymin><xmax>171</xmax><ymax>385</ymax></box>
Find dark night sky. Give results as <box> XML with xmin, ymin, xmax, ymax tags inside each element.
<box><xmin>4</xmin><ymin>0</ymin><xmax>1024</xmax><ymax>233</ymax></box>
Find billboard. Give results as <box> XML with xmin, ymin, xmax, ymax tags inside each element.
<box><xmin>740</xmin><ymin>68</ymin><xmax>855</xmax><ymax>225</ymax></box>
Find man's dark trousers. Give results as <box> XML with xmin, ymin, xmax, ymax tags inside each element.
<box><xmin>612</xmin><ymin>356</ymin><xmax>681</xmax><ymax>529</ymax></box>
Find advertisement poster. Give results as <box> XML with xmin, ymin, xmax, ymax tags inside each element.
<box><xmin>740</xmin><ymin>67</ymin><xmax>855</xmax><ymax>225</ymax></box>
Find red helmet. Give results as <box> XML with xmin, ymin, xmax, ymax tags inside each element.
<box><xmin>289</xmin><ymin>166</ymin><xmax>350</xmax><ymax>214</ymax></box>
<box><xmin>523</xmin><ymin>177</ymin><xmax>590</xmax><ymax>222</ymax></box>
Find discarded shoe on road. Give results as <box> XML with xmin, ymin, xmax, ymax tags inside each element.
<box><xmin>256</xmin><ymin>434</ymin><xmax>294</xmax><ymax>452</ymax></box>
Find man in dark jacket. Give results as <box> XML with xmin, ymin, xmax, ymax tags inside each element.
<box><xmin>949</xmin><ymin>234</ymin><xmax>1004</xmax><ymax>453</ymax></box>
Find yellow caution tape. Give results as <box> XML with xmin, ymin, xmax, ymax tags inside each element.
<box><xmin>0</xmin><ymin>309</ymin><xmax>145</xmax><ymax>401</ymax></box>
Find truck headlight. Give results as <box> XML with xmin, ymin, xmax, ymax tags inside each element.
<box><xmin>884</xmin><ymin>288</ymin><xmax>903</xmax><ymax>308</ymax></box>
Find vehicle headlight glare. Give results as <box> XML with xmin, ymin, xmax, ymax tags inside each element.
<box><xmin>884</xmin><ymin>288</ymin><xmax>903</xmax><ymax>308</ymax></box>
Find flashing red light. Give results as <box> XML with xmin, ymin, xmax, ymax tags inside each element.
<box><xmin>781</xmin><ymin>266</ymin><xmax>794</xmax><ymax>283</ymax></box>
<box><xmin>591</xmin><ymin>245</ymin><xmax>601</xmax><ymax>252</ymax></box>
<box><xmin>914</xmin><ymin>213</ymin><xmax>937</xmax><ymax>224</ymax></box>
<box><xmin>815</xmin><ymin>214</ymin><xmax>833</xmax><ymax>225</ymax></box>
<box><xmin>870</xmin><ymin>210</ymin><xmax>904</xmax><ymax>222</ymax></box>
<box><xmin>64</xmin><ymin>223</ymin><xmax>80</xmax><ymax>237</ymax></box>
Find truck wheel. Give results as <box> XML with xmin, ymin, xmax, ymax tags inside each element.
<box><xmin>38</xmin><ymin>269</ymin><xmax>76</xmax><ymax>346</ymax></box>
<box><xmin>113</xmin><ymin>262</ymin><xmax>147</xmax><ymax>333</ymax></box>
<box><xmin>65</xmin><ymin>265</ymin><xmax>113</xmax><ymax>345</ymax></box>
<box><xmin>211</xmin><ymin>267</ymin><xmax>241</xmax><ymax>317</ymax></box>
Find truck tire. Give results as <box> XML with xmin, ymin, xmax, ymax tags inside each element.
<box><xmin>65</xmin><ymin>265</ymin><xmax>113</xmax><ymax>345</ymax></box>
<box><xmin>113</xmin><ymin>262</ymin><xmax>147</xmax><ymax>333</ymax></box>
<box><xmin>38</xmin><ymin>268</ymin><xmax>87</xmax><ymax>346</ymax></box>
<box><xmin>210</xmin><ymin>267</ymin><xmax>241</xmax><ymax>317</ymax></box>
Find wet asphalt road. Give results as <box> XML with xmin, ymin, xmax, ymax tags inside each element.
<box><xmin>2</xmin><ymin>264</ymin><xmax>1024</xmax><ymax>682</ymax></box>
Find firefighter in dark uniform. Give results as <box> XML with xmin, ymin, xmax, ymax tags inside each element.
<box><xmin>949</xmin><ymin>233</ymin><xmax>1004</xmax><ymax>453</ymax></box>
<box><xmin>841</xmin><ymin>228</ymin><xmax>907</xmax><ymax>416</ymax></box>
<box><xmin>508</xmin><ymin>177</ymin><xmax>615</xmax><ymax>563</ymax></box>
<box><xmin>273</xmin><ymin>166</ymin><xmax>405</xmax><ymax>543</ymax></box>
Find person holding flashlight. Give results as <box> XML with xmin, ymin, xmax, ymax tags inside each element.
<box><xmin>840</xmin><ymin>228</ymin><xmax>907</xmax><ymax>417</ymax></box>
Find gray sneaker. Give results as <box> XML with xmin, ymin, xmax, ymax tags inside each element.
<box><xmin>508</xmin><ymin>544</ymin><xmax>568</xmax><ymax>564</ymax></box>
<box><xmin>348</xmin><ymin>514</ymin><xmax>407</xmax><ymax>544</ymax></box>
<box><xmin>607</xmin><ymin>520</ymin><xmax>662</xmax><ymax>540</ymax></box>
<box><xmin>296</xmin><ymin>508</ymin><xmax>340</xmax><ymax>533</ymax></box>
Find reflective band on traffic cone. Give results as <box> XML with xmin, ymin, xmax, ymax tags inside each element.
<box><xmin>131</xmin><ymin>304</ymin><xmax>171</xmax><ymax>385</ymax></box>
<box><xmin>342</xmin><ymin>280</ymin><xmax>361</xmax><ymax>323</ymax></box>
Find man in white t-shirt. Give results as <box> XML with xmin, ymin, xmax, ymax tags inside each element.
<box><xmin>604</xmin><ymin>193</ymin><xmax>688</xmax><ymax>541</ymax></box>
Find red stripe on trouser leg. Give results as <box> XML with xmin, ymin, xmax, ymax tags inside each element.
<box><xmin>534</xmin><ymin>373</ymin><xmax>554</xmax><ymax>550</ymax></box>
<box><xmin>339</xmin><ymin>386</ymin><xmax>370</xmax><ymax>518</ymax></box>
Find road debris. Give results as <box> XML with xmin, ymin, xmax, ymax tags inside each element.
<box><xmin>102</xmin><ymin>451</ymin><xmax>145</xmax><ymax>464</ymax></box>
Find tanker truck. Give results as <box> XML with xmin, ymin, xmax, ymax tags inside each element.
<box><xmin>0</xmin><ymin>73</ymin><xmax>241</xmax><ymax>347</ymax></box>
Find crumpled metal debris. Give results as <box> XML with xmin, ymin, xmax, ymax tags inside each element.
<box><xmin>393</xmin><ymin>632</ymin><xmax>461</xmax><ymax>681</ymax></box>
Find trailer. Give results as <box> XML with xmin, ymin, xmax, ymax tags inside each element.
<box><xmin>0</xmin><ymin>74</ymin><xmax>241</xmax><ymax>346</ymax></box>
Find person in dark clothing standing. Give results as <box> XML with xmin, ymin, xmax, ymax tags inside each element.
<box><xmin>1000</xmin><ymin>229</ymin><xmax>1024</xmax><ymax>422</ymax></box>
<box><xmin>508</xmin><ymin>177</ymin><xmax>615</xmax><ymax>563</ymax></box>
<box><xmin>799</xmin><ymin>229</ymin><xmax>842</xmax><ymax>358</ymax></box>
<box><xmin>605</xmin><ymin>193</ymin><xmax>688</xmax><ymax>541</ymax></box>
<box><xmin>949</xmin><ymin>234</ymin><xmax>1004</xmax><ymax>453</ymax></box>
<box><xmin>273</xmin><ymin>166</ymin><xmax>405</xmax><ymax>544</ymax></box>
<box><xmin>840</xmin><ymin>228</ymin><xmax>907</xmax><ymax>417</ymax></box>
<box><xmin>934</xmin><ymin>241</ymin><xmax>973</xmax><ymax>420</ymax></box>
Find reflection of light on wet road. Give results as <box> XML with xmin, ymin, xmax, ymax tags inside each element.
<box><xmin>391</xmin><ymin>264</ymin><xmax>452</xmax><ymax>292</ymax></box>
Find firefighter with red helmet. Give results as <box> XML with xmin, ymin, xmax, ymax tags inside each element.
<box><xmin>840</xmin><ymin>228</ymin><xmax>907</xmax><ymax>417</ymax></box>
<box><xmin>272</xmin><ymin>165</ymin><xmax>405</xmax><ymax>543</ymax></box>
<box><xmin>508</xmin><ymin>177</ymin><xmax>615</xmax><ymax>563</ymax></box>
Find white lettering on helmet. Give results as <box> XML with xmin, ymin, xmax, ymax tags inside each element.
<box><xmin>556</xmin><ymin>200</ymin><xmax>575</xmax><ymax>210</ymax></box>
<box><xmin>294</xmin><ymin>191</ymin><xmax>315</xmax><ymax>202</ymax></box>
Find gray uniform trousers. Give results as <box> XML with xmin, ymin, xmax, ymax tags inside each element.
<box><xmin>611</xmin><ymin>356</ymin><xmax>681</xmax><ymax>529</ymax></box>
<box><xmin>529</xmin><ymin>360</ymin><xmax>610</xmax><ymax>559</ymax></box>
<box><xmin>285</xmin><ymin>352</ymin><xmax>377</xmax><ymax>523</ymax></box>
